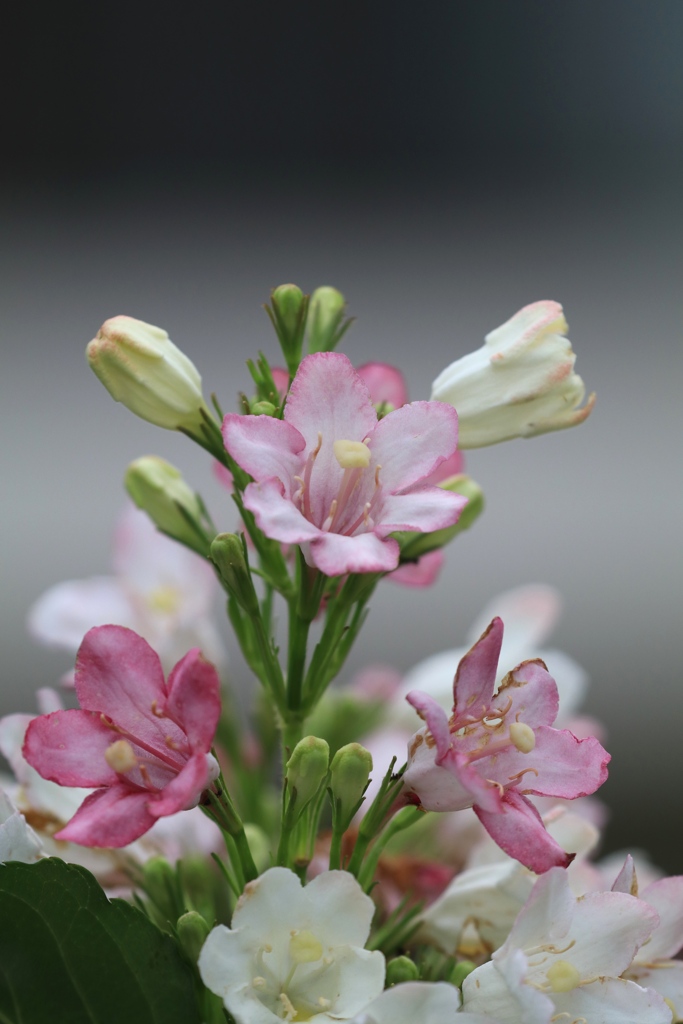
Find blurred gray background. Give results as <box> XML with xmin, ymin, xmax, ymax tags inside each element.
<box><xmin>2</xmin><ymin>2</ymin><xmax>682</xmax><ymax>869</ymax></box>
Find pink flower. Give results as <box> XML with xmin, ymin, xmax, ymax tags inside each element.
<box><xmin>403</xmin><ymin>618</ymin><xmax>610</xmax><ymax>873</ymax></box>
<box><xmin>222</xmin><ymin>352</ymin><xmax>466</xmax><ymax>576</ymax></box>
<box><xmin>23</xmin><ymin>625</ymin><xmax>221</xmax><ymax>848</ymax></box>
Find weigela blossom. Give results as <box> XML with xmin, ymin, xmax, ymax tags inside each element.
<box><xmin>403</xmin><ymin>617</ymin><xmax>610</xmax><ymax>872</ymax></box>
<box><xmin>222</xmin><ymin>352</ymin><xmax>466</xmax><ymax>576</ymax></box>
<box><xmin>198</xmin><ymin>866</ymin><xmax>385</xmax><ymax>1024</ymax></box>
<box><xmin>462</xmin><ymin>867</ymin><xmax>672</xmax><ymax>1024</ymax></box>
<box><xmin>431</xmin><ymin>300</ymin><xmax>595</xmax><ymax>448</ymax></box>
<box><xmin>28</xmin><ymin>503</ymin><xmax>225</xmax><ymax>678</ymax></box>
<box><xmin>23</xmin><ymin>625</ymin><xmax>221</xmax><ymax>847</ymax></box>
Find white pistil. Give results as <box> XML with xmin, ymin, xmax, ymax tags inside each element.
<box><xmin>104</xmin><ymin>739</ymin><xmax>137</xmax><ymax>773</ymax></box>
<box><xmin>509</xmin><ymin>721</ymin><xmax>536</xmax><ymax>753</ymax></box>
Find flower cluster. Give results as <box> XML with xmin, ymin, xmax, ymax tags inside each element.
<box><xmin>4</xmin><ymin>283</ymin><xmax>674</xmax><ymax>1024</ymax></box>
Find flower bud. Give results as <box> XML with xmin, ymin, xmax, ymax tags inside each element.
<box><xmin>307</xmin><ymin>286</ymin><xmax>348</xmax><ymax>352</ymax></box>
<box><xmin>285</xmin><ymin>736</ymin><xmax>330</xmax><ymax>816</ymax></box>
<box><xmin>87</xmin><ymin>315</ymin><xmax>210</xmax><ymax>433</ymax></box>
<box><xmin>125</xmin><ymin>456</ymin><xmax>209</xmax><ymax>554</ymax></box>
<box><xmin>329</xmin><ymin>743</ymin><xmax>373</xmax><ymax>827</ymax></box>
<box><xmin>250</xmin><ymin>400</ymin><xmax>278</xmax><ymax>416</ymax></box>
<box><xmin>385</xmin><ymin>956</ymin><xmax>420</xmax><ymax>986</ymax></box>
<box><xmin>431</xmin><ymin>301</ymin><xmax>595</xmax><ymax>448</ymax></box>
<box><xmin>267</xmin><ymin>285</ymin><xmax>308</xmax><ymax>373</ymax></box>
<box><xmin>141</xmin><ymin>856</ymin><xmax>178</xmax><ymax>918</ymax></box>
<box><xmin>210</xmin><ymin>533</ymin><xmax>260</xmax><ymax>615</ymax></box>
<box><xmin>396</xmin><ymin>475</ymin><xmax>484</xmax><ymax>561</ymax></box>
<box><xmin>176</xmin><ymin>910</ymin><xmax>211</xmax><ymax>963</ymax></box>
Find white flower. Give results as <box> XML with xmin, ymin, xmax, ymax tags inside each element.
<box><xmin>86</xmin><ymin>314</ymin><xmax>210</xmax><ymax>433</ymax></box>
<box><xmin>431</xmin><ymin>301</ymin><xmax>595</xmax><ymax>448</ymax></box>
<box><xmin>27</xmin><ymin>502</ymin><xmax>226</xmax><ymax>677</ymax></box>
<box><xmin>198</xmin><ymin>867</ymin><xmax>385</xmax><ymax>1024</ymax></box>
<box><xmin>462</xmin><ymin>867</ymin><xmax>672</xmax><ymax>1024</ymax></box>
<box><xmin>0</xmin><ymin>788</ymin><xmax>44</xmax><ymax>863</ymax></box>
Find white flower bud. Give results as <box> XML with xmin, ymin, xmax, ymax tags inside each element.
<box><xmin>431</xmin><ymin>301</ymin><xmax>595</xmax><ymax>448</ymax></box>
<box><xmin>87</xmin><ymin>315</ymin><xmax>209</xmax><ymax>433</ymax></box>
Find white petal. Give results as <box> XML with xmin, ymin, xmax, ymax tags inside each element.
<box><xmin>0</xmin><ymin>790</ymin><xmax>44</xmax><ymax>863</ymax></box>
<box><xmin>552</xmin><ymin>977</ymin><xmax>672</xmax><ymax>1024</ymax></box>
<box><xmin>352</xmin><ymin>982</ymin><xmax>461</xmax><ymax>1024</ymax></box>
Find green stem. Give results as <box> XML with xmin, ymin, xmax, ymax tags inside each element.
<box><xmin>358</xmin><ymin>806</ymin><xmax>422</xmax><ymax>890</ymax></box>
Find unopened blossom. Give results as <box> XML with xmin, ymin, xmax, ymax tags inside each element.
<box><xmin>28</xmin><ymin>502</ymin><xmax>225</xmax><ymax>678</ymax></box>
<box><xmin>462</xmin><ymin>867</ymin><xmax>671</xmax><ymax>1024</ymax></box>
<box><xmin>403</xmin><ymin>617</ymin><xmax>610</xmax><ymax>872</ymax></box>
<box><xmin>431</xmin><ymin>300</ymin><xmax>595</xmax><ymax>448</ymax></box>
<box><xmin>198</xmin><ymin>867</ymin><xmax>385</xmax><ymax>1024</ymax></box>
<box><xmin>23</xmin><ymin>625</ymin><xmax>221</xmax><ymax>847</ymax></box>
<box><xmin>87</xmin><ymin>314</ymin><xmax>211</xmax><ymax>433</ymax></box>
<box><xmin>223</xmin><ymin>352</ymin><xmax>466</xmax><ymax>576</ymax></box>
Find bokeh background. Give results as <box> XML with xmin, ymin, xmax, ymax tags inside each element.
<box><xmin>2</xmin><ymin>3</ymin><xmax>681</xmax><ymax>869</ymax></box>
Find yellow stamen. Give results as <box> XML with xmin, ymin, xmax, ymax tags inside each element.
<box><xmin>333</xmin><ymin>439</ymin><xmax>371</xmax><ymax>469</ymax></box>
<box><xmin>104</xmin><ymin>739</ymin><xmax>137</xmax><ymax>773</ymax></box>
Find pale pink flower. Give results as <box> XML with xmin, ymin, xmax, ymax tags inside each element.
<box><xmin>23</xmin><ymin>625</ymin><xmax>221</xmax><ymax>848</ymax></box>
<box><xmin>403</xmin><ymin>617</ymin><xmax>610</xmax><ymax>873</ymax></box>
<box><xmin>222</xmin><ymin>352</ymin><xmax>466</xmax><ymax>576</ymax></box>
<box><xmin>462</xmin><ymin>867</ymin><xmax>671</xmax><ymax>1024</ymax></box>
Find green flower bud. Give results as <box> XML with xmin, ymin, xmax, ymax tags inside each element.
<box><xmin>176</xmin><ymin>910</ymin><xmax>211</xmax><ymax>963</ymax></box>
<box><xmin>87</xmin><ymin>315</ymin><xmax>210</xmax><ymax>433</ymax></box>
<box><xmin>329</xmin><ymin>742</ymin><xmax>373</xmax><ymax>827</ymax></box>
<box><xmin>307</xmin><ymin>286</ymin><xmax>348</xmax><ymax>352</ymax></box>
<box><xmin>396</xmin><ymin>475</ymin><xmax>484</xmax><ymax>561</ymax></box>
<box><xmin>210</xmin><ymin>533</ymin><xmax>260</xmax><ymax>615</ymax></box>
<box><xmin>141</xmin><ymin>856</ymin><xmax>178</xmax><ymax>918</ymax></box>
<box><xmin>267</xmin><ymin>284</ymin><xmax>308</xmax><ymax>373</ymax></box>
<box><xmin>125</xmin><ymin>456</ymin><xmax>209</xmax><ymax>554</ymax></box>
<box><xmin>250</xmin><ymin>400</ymin><xmax>278</xmax><ymax>416</ymax></box>
<box><xmin>286</xmin><ymin>736</ymin><xmax>330</xmax><ymax>815</ymax></box>
<box><xmin>450</xmin><ymin>960</ymin><xmax>477</xmax><ymax>988</ymax></box>
<box><xmin>385</xmin><ymin>955</ymin><xmax>420</xmax><ymax>986</ymax></box>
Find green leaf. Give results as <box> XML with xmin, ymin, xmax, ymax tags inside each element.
<box><xmin>0</xmin><ymin>858</ymin><xmax>203</xmax><ymax>1024</ymax></box>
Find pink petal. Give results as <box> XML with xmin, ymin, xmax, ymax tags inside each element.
<box><xmin>387</xmin><ymin>549</ymin><xmax>444</xmax><ymax>587</ymax></box>
<box><xmin>149</xmin><ymin>752</ymin><xmax>211</xmax><ymax>817</ymax></box>
<box><xmin>452</xmin><ymin>618</ymin><xmax>503</xmax><ymax>722</ymax></box>
<box><xmin>23</xmin><ymin>710</ymin><xmax>119</xmax><ymax>787</ymax></box>
<box><xmin>355</xmin><ymin>362</ymin><xmax>408</xmax><ymax>409</ymax></box>
<box><xmin>75</xmin><ymin>626</ymin><xmax>186</xmax><ymax>752</ymax></box>
<box><xmin>489</xmin><ymin>726</ymin><xmax>610</xmax><ymax>799</ymax></box>
<box><xmin>491</xmin><ymin>659</ymin><xmax>560</xmax><ymax>728</ymax></box>
<box><xmin>405</xmin><ymin>694</ymin><xmax>452</xmax><ymax>761</ymax></box>
<box><xmin>162</xmin><ymin>649</ymin><xmax>221</xmax><ymax>752</ymax></box>
<box><xmin>55</xmin><ymin>784</ymin><xmax>157</xmax><ymax>847</ymax></box>
<box><xmin>368</xmin><ymin>401</ymin><xmax>459</xmax><ymax>493</ymax></box>
<box><xmin>375</xmin><ymin>488</ymin><xmax>467</xmax><ymax>537</ymax></box>
<box><xmin>475</xmin><ymin>789</ymin><xmax>574</xmax><ymax>872</ymax></box>
<box><xmin>639</xmin><ymin>876</ymin><xmax>683</xmax><ymax>959</ymax></box>
<box><xmin>222</xmin><ymin>413</ymin><xmax>305</xmax><ymax>492</ymax></box>
<box><xmin>243</xmin><ymin>478</ymin><xmax>322</xmax><ymax>544</ymax></box>
<box><xmin>403</xmin><ymin>729</ymin><xmax>475</xmax><ymax>812</ymax></box>
<box><xmin>309</xmin><ymin>531</ymin><xmax>399</xmax><ymax>576</ymax></box>
<box><xmin>419</xmin><ymin>448</ymin><xmax>465</xmax><ymax>485</ymax></box>
<box><xmin>271</xmin><ymin>366</ymin><xmax>290</xmax><ymax>400</ymax></box>
<box><xmin>284</xmin><ymin>352</ymin><xmax>377</xmax><ymax>453</ymax></box>
<box><xmin>212</xmin><ymin>461</ymin><xmax>234</xmax><ymax>491</ymax></box>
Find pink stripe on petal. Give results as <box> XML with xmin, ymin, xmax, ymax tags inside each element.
<box><xmin>148</xmin><ymin>752</ymin><xmax>210</xmax><ymax>817</ymax></box>
<box><xmin>452</xmin><ymin>618</ymin><xmax>503</xmax><ymax>722</ymax></box>
<box><xmin>163</xmin><ymin>649</ymin><xmax>221</xmax><ymax>752</ymax></box>
<box><xmin>475</xmin><ymin>789</ymin><xmax>574</xmax><ymax>873</ymax></box>
<box><xmin>55</xmin><ymin>784</ymin><xmax>157</xmax><ymax>847</ymax></box>
<box><xmin>75</xmin><ymin>626</ymin><xmax>185</xmax><ymax>752</ymax></box>
<box><xmin>309</xmin><ymin>532</ymin><xmax>399</xmax><ymax>576</ymax></box>
<box><xmin>368</xmin><ymin>401</ymin><xmax>459</xmax><ymax>493</ymax></box>
<box><xmin>222</xmin><ymin>413</ymin><xmax>305</xmax><ymax>491</ymax></box>
<box><xmin>23</xmin><ymin>710</ymin><xmax>119</xmax><ymax>788</ymax></box>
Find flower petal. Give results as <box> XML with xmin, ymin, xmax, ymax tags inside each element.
<box><xmin>55</xmin><ymin>784</ymin><xmax>157</xmax><ymax>847</ymax></box>
<box><xmin>453</xmin><ymin>618</ymin><xmax>503</xmax><ymax>722</ymax></box>
<box><xmin>375</xmin><ymin>487</ymin><xmax>466</xmax><ymax>537</ymax></box>
<box><xmin>148</xmin><ymin>751</ymin><xmax>212</xmax><ymax>817</ymax></box>
<box><xmin>368</xmin><ymin>401</ymin><xmax>459</xmax><ymax>493</ymax></box>
<box><xmin>27</xmin><ymin>576</ymin><xmax>137</xmax><ymax>651</ymax></box>
<box><xmin>162</xmin><ymin>649</ymin><xmax>221</xmax><ymax>752</ymax></box>
<box><xmin>487</xmin><ymin>726</ymin><xmax>610</xmax><ymax>800</ymax></box>
<box><xmin>284</xmin><ymin>352</ymin><xmax>377</xmax><ymax>454</ymax></box>
<box><xmin>355</xmin><ymin>362</ymin><xmax>408</xmax><ymax>410</ymax></box>
<box><xmin>309</xmin><ymin>532</ymin><xmax>399</xmax><ymax>575</ymax></box>
<box><xmin>474</xmin><ymin>790</ymin><xmax>574</xmax><ymax>872</ymax></box>
<box><xmin>243</xmin><ymin>478</ymin><xmax>322</xmax><ymax>544</ymax></box>
<box><xmin>638</xmin><ymin>876</ymin><xmax>683</xmax><ymax>960</ymax></box>
<box><xmin>23</xmin><ymin>710</ymin><xmax>119</xmax><ymax>788</ymax></box>
<box><xmin>386</xmin><ymin>549</ymin><xmax>444</xmax><ymax>588</ymax></box>
<box><xmin>222</xmin><ymin>413</ymin><xmax>306</xmax><ymax>492</ymax></box>
<box><xmin>305</xmin><ymin>869</ymin><xmax>377</xmax><ymax>947</ymax></box>
<box><xmin>551</xmin><ymin>978</ymin><xmax>672</xmax><ymax>1024</ymax></box>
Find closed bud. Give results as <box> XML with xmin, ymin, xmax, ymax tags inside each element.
<box><xmin>386</xmin><ymin>956</ymin><xmax>420</xmax><ymax>986</ymax></box>
<box><xmin>450</xmin><ymin>960</ymin><xmax>477</xmax><ymax>987</ymax></box>
<box><xmin>329</xmin><ymin>743</ymin><xmax>373</xmax><ymax>827</ymax></box>
<box><xmin>250</xmin><ymin>400</ymin><xmax>278</xmax><ymax>416</ymax></box>
<box><xmin>125</xmin><ymin>456</ymin><xmax>208</xmax><ymax>554</ymax></box>
<box><xmin>87</xmin><ymin>315</ymin><xmax>210</xmax><ymax>433</ymax></box>
<box><xmin>286</xmin><ymin>736</ymin><xmax>330</xmax><ymax>816</ymax></box>
<box><xmin>267</xmin><ymin>284</ymin><xmax>308</xmax><ymax>373</ymax></box>
<box><xmin>176</xmin><ymin>910</ymin><xmax>211</xmax><ymax>963</ymax></box>
<box><xmin>141</xmin><ymin>856</ymin><xmax>177</xmax><ymax>917</ymax></box>
<box><xmin>210</xmin><ymin>533</ymin><xmax>259</xmax><ymax>615</ymax></box>
<box><xmin>397</xmin><ymin>475</ymin><xmax>484</xmax><ymax>561</ymax></box>
<box><xmin>431</xmin><ymin>301</ymin><xmax>595</xmax><ymax>448</ymax></box>
<box><xmin>307</xmin><ymin>286</ymin><xmax>347</xmax><ymax>352</ymax></box>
